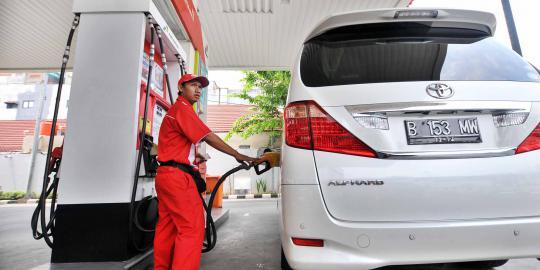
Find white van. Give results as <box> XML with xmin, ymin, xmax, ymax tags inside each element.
<box><xmin>280</xmin><ymin>8</ymin><xmax>540</xmax><ymax>270</ymax></box>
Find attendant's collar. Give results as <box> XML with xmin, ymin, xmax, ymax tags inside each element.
<box><xmin>177</xmin><ymin>95</ymin><xmax>192</xmax><ymax>105</ymax></box>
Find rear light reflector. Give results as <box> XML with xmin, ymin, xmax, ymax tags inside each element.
<box><xmin>493</xmin><ymin>112</ymin><xmax>529</xmax><ymax>127</ymax></box>
<box><xmin>285</xmin><ymin>101</ymin><xmax>377</xmax><ymax>157</ymax></box>
<box><xmin>351</xmin><ymin>113</ymin><xmax>389</xmax><ymax>130</ymax></box>
<box><xmin>516</xmin><ymin>124</ymin><xmax>540</xmax><ymax>154</ymax></box>
<box><xmin>292</xmin><ymin>237</ymin><xmax>324</xmax><ymax>247</ymax></box>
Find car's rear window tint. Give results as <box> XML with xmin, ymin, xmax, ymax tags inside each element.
<box><xmin>301</xmin><ymin>23</ymin><xmax>540</xmax><ymax>87</ymax></box>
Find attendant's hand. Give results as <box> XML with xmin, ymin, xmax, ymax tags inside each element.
<box><xmin>233</xmin><ymin>152</ymin><xmax>257</xmax><ymax>163</ymax></box>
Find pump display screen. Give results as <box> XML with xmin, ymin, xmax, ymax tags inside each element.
<box><xmin>152</xmin><ymin>64</ymin><xmax>164</xmax><ymax>97</ymax></box>
<box><xmin>152</xmin><ymin>104</ymin><xmax>165</xmax><ymax>142</ymax></box>
<box><xmin>142</xmin><ymin>53</ymin><xmax>149</xmax><ymax>84</ymax></box>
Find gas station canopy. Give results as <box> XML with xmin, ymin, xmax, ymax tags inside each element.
<box><xmin>198</xmin><ymin>0</ymin><xmax>410</xmax><ymax>70</ymax></box>
<box><xmin>0</xmin><ymin>0</ymin><xmax>410</xmax><ymax>71</ymax></box>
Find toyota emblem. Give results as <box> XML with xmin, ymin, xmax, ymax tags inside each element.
<box><xmin>426</xmin><ymin>83</ymin><xmax>454</xmax><ymax>99</ymax></box>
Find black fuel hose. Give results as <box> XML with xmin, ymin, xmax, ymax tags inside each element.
<box><xmin>201</xmin><ymin>160</ymin><xmax>271</xmax><ymax>253</ymax></box>
<box><xmin>129</xmin><ymin>13</ymin><xmax>157</xmax><ymax>251</ymax></box>
<box><xmin>154</xmin><ymin>24</ymin><xmax>175</xmax><ymax>105</ymax></box>
<box><xmin>176</xmin><ymin>54</ymin><xmax>186</xmax><ymax>76</ymax></box>
<box><xmin>31</xmin><ymin>13</ymin><xmax>80</xmax><ymax>248</ymax></box>
<box><xmin>201</xmin><ymin>161</ymin><xmax>251</xmax><ymax>252</ymax></box>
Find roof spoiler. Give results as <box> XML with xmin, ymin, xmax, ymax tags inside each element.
<box><xmin>305</xmin><ymin>8</ymin><xmax>496</xmax><ymax>42</ymax></box>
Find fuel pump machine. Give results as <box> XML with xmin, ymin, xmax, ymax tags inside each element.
<box><xmin>30</xmin><ymin>10</ymin><xmax>188</xmax><ymax>263</ymax></box>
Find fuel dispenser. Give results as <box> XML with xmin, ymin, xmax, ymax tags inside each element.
<box><xmin>30</xmin><ymin>12</ymin><xmax>187</xmax><ymax>262</ymax></box>
<box><xmin>29</xmin><ymin>8</ymin><xmax>281</xmax><ymax>266</ymax></box>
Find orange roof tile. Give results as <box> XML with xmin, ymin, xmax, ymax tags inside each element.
<box><xmin>206</xmin><ymin>104</ymin><xmax>253</xmax><ymax>133</ymax></box>
<box><xmin>0</xmin><ymin>120</ymin><xmax>66</xmax><ymax>152</ymax></box>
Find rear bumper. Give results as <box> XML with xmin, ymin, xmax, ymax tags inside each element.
<box><xmin>281</xmin><ymin>185</ymin><xmax>540</xmax><ymax>270</ymax></box>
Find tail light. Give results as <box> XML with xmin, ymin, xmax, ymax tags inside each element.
<box><xmin>285</xmin><ymin>101</ymin><xmax>377</xmax><ymax>157</ymax></box>
<box><xmin>292</xmin><ymin>237</ymin><xmax>324</xmax><ymax>247</ymax></box>
<box><xmin>516</xmin><ymin>124</ymin><xmax>540</xmax><ymax>154</ymax></box>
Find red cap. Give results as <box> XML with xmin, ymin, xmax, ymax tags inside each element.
<box><xmin>178</xmin><ymin>74</ymin><xmax>209</xmax><ymax>88</ymax></box>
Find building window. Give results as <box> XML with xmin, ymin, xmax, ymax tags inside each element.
<box><xmin>5</xmin><ymin>102</ymin><xmax>18</xmax><ymax>109</ymax></box>
<box><xmin>22</xmin><ymin>100</ymin><xmax>34</xmax><ymax>109</ymax></box>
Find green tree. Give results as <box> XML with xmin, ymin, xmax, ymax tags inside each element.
<box><xmin>224</xmin><ymin>71</ymin><xmax>290</xmax><ymax>144</ymax></box>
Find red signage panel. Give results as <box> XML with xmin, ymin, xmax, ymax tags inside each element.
<box><xmin>171</xmin><ymin>0</ymin><xmax>206</xmax><ymax>63</ymax></box>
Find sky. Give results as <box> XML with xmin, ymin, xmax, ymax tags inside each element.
<box><xmin>209</xmin><ymin>0</ymin><xmax>540</xmax><ymax>89</ymax></box>
<box><xmin>208</xmin><ymin>70</ymin><xmax>246</xmax><ymax>90</ymax></box>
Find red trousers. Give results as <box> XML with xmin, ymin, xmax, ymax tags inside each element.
<box><xmin>154</xmin><ymin>166</ymin><xmax>205</xmax><ymax>270</ymax></box>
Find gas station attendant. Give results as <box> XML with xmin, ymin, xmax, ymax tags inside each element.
<box><xmin>154</xmin><ymin>74</ymin><xmax>258</xmax><ymax>270</ymax></box>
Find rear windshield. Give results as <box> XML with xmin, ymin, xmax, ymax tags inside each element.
<box><xmin>301</xmin><ymin>22</ymin><xmax>540</xmax><ymax>87</ymax></box>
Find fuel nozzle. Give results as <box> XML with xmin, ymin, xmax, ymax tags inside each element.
<box><xmin>261</xmin><ymin>151</ymin><xmax>280</xmax><ymax>167</ymax></box>
<box><xmin>254</xmin><ymin>151</ymin><xmax>281</xmax><ymax>175</ymax></box>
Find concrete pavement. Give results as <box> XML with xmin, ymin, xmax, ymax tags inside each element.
<box><xmin>200</xmin><ymin>199</ymin><xmax>281</xmax><ymax>270</ymax></box>
<box><xmin>2</xmin><ymin>199</ymin><xmax>540</xmax><ymax>270</ymax></box>
<box><xmin>0</xmin><ymin>204</ymin><xmax>50</xmax><ymax>270</ymax></box>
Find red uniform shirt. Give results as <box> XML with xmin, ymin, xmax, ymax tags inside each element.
<box><xmin>157</xmin><ymin>96</ymin><xmax>211</xmax><ymax>165</ymax></box>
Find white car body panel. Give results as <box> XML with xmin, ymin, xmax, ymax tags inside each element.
<box><xmin>281</xmin><ymin>7</ymin><xmax>540</xmax><ymax>270</ymax></box>
<box><xmin>315</xmin><ymin>150</ymin><xmax>540</xmax><ymax>222</ymax></box>
<box><xmin>281</xmin><ymin>185</ymin><xmax>540</xmax><ymax>270</ymax></box>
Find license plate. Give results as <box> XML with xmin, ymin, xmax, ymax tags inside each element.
<box><xmin>404</xmin><ymin>118</ymin><xmax>482</xmax><ymax>145</ymax></box>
